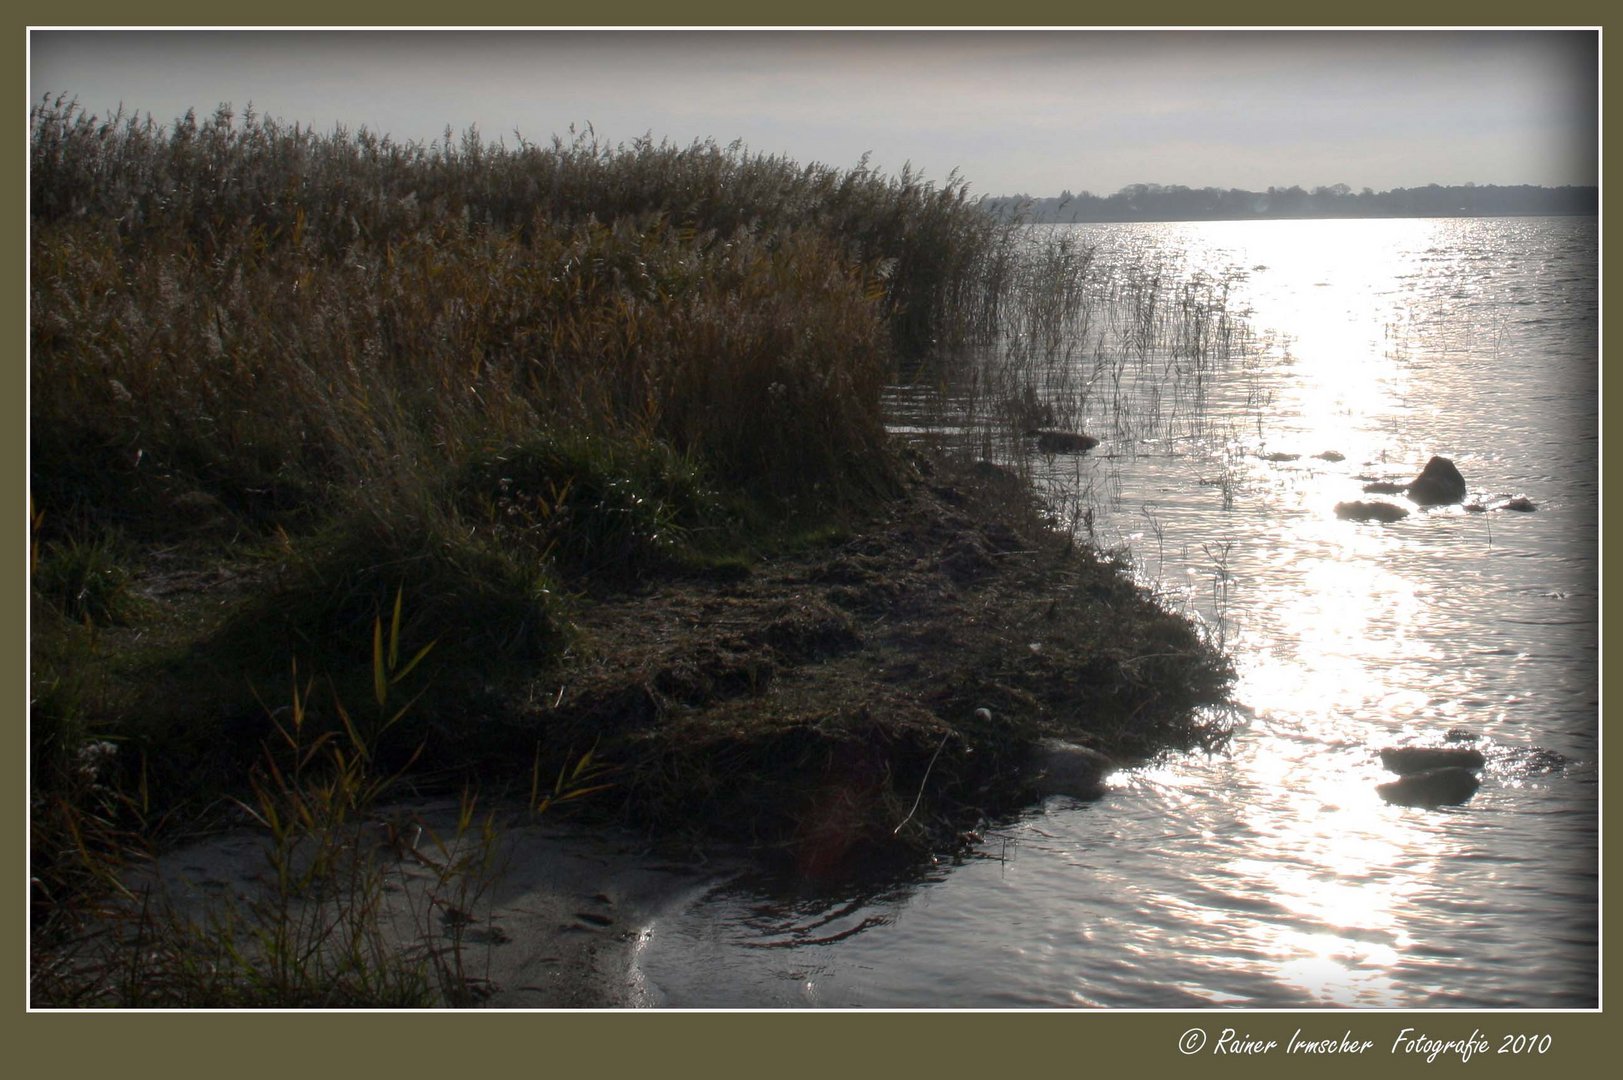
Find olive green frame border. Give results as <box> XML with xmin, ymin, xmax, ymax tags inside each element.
<box><xmin>9</xmin><ymin>6</ymin><xmax>1608</xmax><ymax>1078</ymax></box>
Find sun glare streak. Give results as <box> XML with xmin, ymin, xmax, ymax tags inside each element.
<box><xmin>1189</xmin><ymin>745</ymin><xmax>1439</xmax><ymax>1005</ymax></box>
<box><xmin>1273</xmin><ymin>930</ymin><xmax>1406</xmax><ymax>1006</ymax></box>
<box><xmin>1223</xmin><ymin>220</ymin><xmax>1441</xmax><ymax>460</ymax></box>
<box><xmin>1237</xmin><ymin>544</ymin><xmax>1429</xmax><ymax>725</ymax></box>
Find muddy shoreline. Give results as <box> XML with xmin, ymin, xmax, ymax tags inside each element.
<box><xmin>477</xmin><ymin>445</ymin><xmax>1235</xmax><ymax>1005</ymax></box>
<box><xmin>488</xmin><ymin>447</ymin><xmax>1236</xmax><ymax>881</ymax></box>
<box><xmin>34</xmin><ymin>447</ymin><xmax>1235</xmax><ymax>1007</ymax></box>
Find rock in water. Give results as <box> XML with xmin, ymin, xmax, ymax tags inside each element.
<box><xmin>1377</xmin><ymin>766</ymin><xmax>1482</xmax><ymax>808</ymax></box>
<box><xmin>1407</xmin><ymin>455</ymin><xmax>1468</xmax><ymax>506</ymax></box>
<box><xmin>1028</xmin><ymin>738</ymin><xmax>1115</xmax><ymax>800</ymax></box>
<box><xmin>1380</xmin><ymin>745</ymin><xmax>1487</xmax><ymax>774</ymax></box>
<box><xmin>1032</xmin><ymin>430</ymin><xmax>1099</xmax><ymax>454</ymax></box>
<box><xmin>1335</xmin><ymin>500</ymin><xmax>1409</xmax><ymax>523</ymax></box>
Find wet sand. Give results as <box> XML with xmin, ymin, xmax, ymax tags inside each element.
<box><xmin>138</xmin><ymin>801</ymin><xmax>732</xmax><ymax>1008</ymax></box>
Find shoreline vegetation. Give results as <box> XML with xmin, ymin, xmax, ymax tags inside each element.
<box><xmin>985</xmin><ymin>181</ymin><xmax>1597</xmax><ymax>223</ymax></box>
<box><xmin>29</xmin><ymin>96</ymin><xmax>1234</xmax><ymax>1006</ymax></box>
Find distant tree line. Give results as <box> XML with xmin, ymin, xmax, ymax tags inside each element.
<box><xmin>984</xmin><ymin>182</ymin><xmax>1597</xmax><ymax>223</ymax></box>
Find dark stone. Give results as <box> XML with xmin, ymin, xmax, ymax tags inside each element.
<box><xmin>1407</xmin><ymin>455</ymin><xmax>1468</xmax><ymax>506</ymax></box>
<box><xmin>1501</xmin><ymin>497</ymin><xmax>1536</xmax><ymax>512</ymax></box>
<box><xmin>1380</xmin><ymin>745</ymin><xmax>1487</xmax><ymax>774</ymax></box>
<box><xmin>1377</xmin><ymin>766</ymin><xmax>1481</xmax><ymax>807</ymax></box>
<box><xmin>1314</xmin><ymin>451</ymin><xmax>1346</xmax><ymax>462</ymax></box>
<box><xmin>1336</xmin><ymin>500</ymin><xmax>1409</xmax><ymax>523</ymax></box>
<box><xmin>1027</xmin><ymin>738</ymin><xmax>1116</xmax><ymax>800</ymax></box>
<box><xmin>1032</xmin><ymin>430</ymin><xmax>1099</xmax><ymax>454</ymax></box>
<box><xmin>1361</xmin><ymin>481</ymin><xmax>1408</xmax><ymax>495</ymax></box>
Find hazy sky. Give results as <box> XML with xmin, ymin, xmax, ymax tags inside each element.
<box><xmin>29</xmin><ymin>29</ymin><xmax>1599</xmax><ymax>197</ymax></box>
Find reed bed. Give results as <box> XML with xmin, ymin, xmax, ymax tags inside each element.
<box><xmin>896</xmin><ymin>224</ymin><xmax>1252</xmax><ymax>478</ymax></box>
<box><xmin>890</xmin><ymin>221</ymin><xmax>1260</xmax><ymax>665</ymax></box>
<box><xmin>32</xmin><ymin>94</ymin><xmax>1019</xmax><ymax>541</ymax></box>
<box><xmin>29</xmin><ymin>91</ymin><xmax>1020</xmax><ymax>776</ymax></box>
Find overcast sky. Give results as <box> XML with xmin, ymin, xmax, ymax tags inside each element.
<box><xmin>28</xmin><ymin>29</ymin><xmax>1599</xmax><ymax>198</ymax></box>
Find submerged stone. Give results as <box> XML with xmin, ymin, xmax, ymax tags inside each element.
<box><xmin>1335</xmin><ymin>500</ymin><xmax>1409</xmax><ymax>523</ymax></box>
<box><xmin>1377</xmin><ymin>766</ymin><xmax>1481</xmax><ymax>808</ymax></box>
<box><xmin>1513</xmin><ymin>747</ymin><xmax>1570</xmax><ymax>776</ymax></box>
<box><xmin>1028</xmin><ymin>738</ymin><xmax>1116</xmax><ymax>800</ymax></box>
<box><xmin>1468</xmin><ymin>495</ymin><xmax>1536</xmax><ymax>513</ymax></box>
<box><xmin>1032</xmin><ymin>430</ymin><xmax>1099</xmax><ymax>454</ymax></box>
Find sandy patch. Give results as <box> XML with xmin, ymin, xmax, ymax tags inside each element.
<box><xmin>133</xmin><ymin>800</ymin><xmax>734</xmax><ymax>1008</ymax></box>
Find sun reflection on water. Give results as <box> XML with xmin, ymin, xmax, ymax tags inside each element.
<box><xmin>1189</xmin><ymin>740</ymin><xmax>1442</xmax><ymax>1006</ymax></box>
<box><xmin>1272</xmin><ymin>931</ymin><xmax>1405</xmax><ymax>1006</ymax></box>
<box><xmin>1172</xmin><ymin>270</ymin><xmax>1468</xmax><ymax>998</ymax></box>
<box><xmin>635</xmin><ymin>216</ymin><xmax>1597</xmax><ymax>1008</ymax></box>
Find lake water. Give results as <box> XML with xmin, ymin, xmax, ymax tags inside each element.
<box><xmin>631</xmin><ymin>217</ymin><xmax>1599</xmax><ymax>1009</ymax></box>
